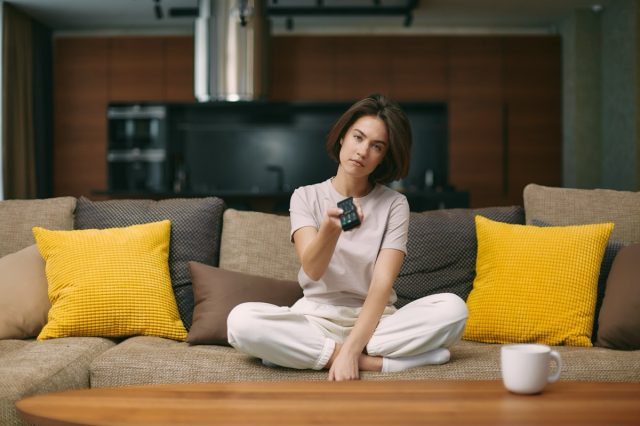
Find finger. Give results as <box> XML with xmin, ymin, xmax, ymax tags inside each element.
<box><xmin>326</xmin><ymin>207</ymin><xmax>344</xmax><ymax>219</ymax></box>
<box><xmin>352</xmin><ymin>199</ymin><xmax>364</xmax><ymax>223</ymax></box>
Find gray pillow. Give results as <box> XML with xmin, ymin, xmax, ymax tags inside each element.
<box><xmin>531</xmin><ymin>218</ymin><xmax>626</xmax><ymax>343</ymax></box>
<box><xmin>394</xmin><ymin>206</ymin><xmax>525</xmax><ymax>308</ymax></box>
<box><xmin>74</xmin><ymin>197</ymin><xmax>226</xmax><ymax>329</ymax></box>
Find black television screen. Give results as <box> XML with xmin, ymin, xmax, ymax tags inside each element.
<box><xmin>175</xmin><ymin>101</ymin><xmax>447</xmax><ymax>194</ymax></box>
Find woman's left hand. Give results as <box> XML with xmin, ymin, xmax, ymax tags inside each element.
<box><xmin>328</xmin><ymin>351</ymin><xmax>360</xmax><ymax>381</ymax></box>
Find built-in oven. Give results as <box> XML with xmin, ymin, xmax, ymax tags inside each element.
<box><xmin>107</xmin><ymin>104</ymin><xmax>170</xmax><ymax>192</ymax></box>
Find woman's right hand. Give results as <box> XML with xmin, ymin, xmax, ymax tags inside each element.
<box><xmin>324</xmin><ymin>198</ymin><xmax>364</xmax><ymax>232</ymax></box>
<box><xmin>293</xmin><ymin>204</ymin><xmax>344</xmax><ymax>281</ymax></box>
<box><xmin>323</xmin><ymin>207</ymin><xmax>345</xmax><ymax>232</ymax></box>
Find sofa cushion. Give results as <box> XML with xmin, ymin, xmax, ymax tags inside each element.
<box><xmin>33</xmin><ymin>221</ymin><xmax>187</xmax><ymax>342</ymax></box>
<box><xmin>88</xmin><ymin>336</ymin><xmax>640</xmax><ymax>388</ymax></box>
<box><xmin>464</xmin><ymin>216</ymin><xmax>613</xmax><ymax>347</ymax></box>
<box><xmin>0</xmin><ymin>197</ymin><xmax>75</xmax><ymax>258</ymax></box>
<box><xmin>0</xmin><ymin>337</ymin><xmax>115</xmax><ymax>426</ymax></box>
<box><xmin>219</xmin><ymin>209</ymin><xmax>300</xmax><ymax>282</ymax></box>
<box><xmin>73</xmin><ymin>196</ymin><xmax>225</xmax><ymax>329</ymax></box>
<box><xmin>523</xmin><ymin>183</ymin><xmax>640</xmax><ymax>244</ymax></box>
<box><xmin>596</xmin><ymin>244</ymin><xmax>640</xmax><ymax>350</ymax></box>
<box><xmin>187</xmin><ymin>262</ymin><xmax>302</xmax><ymax>345</ymax></box>
<box><xmin>0</xmin><ymin>245</ymin><xmax>50</xmax><ymax>340</ymax></box>
<box><xmin>394</xmin><ymin>206</ymin><xmax>525</xmax><ymax>308</ymax></box>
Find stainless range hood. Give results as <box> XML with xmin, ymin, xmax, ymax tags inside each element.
<box><xmin>194</xmin><ymin>0</ymin><xmax>268</xmax><ymax>102</ymax></box>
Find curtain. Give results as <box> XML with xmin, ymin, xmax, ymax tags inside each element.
<box><xmin>2</xmin><ymin>3</ymin><xmax>53</xmax><ymax>199</ymax></box>
<box><xmin>31</xmin><ymin>19</ymin><xmax>53</xmax><ymax>198</ymax></box>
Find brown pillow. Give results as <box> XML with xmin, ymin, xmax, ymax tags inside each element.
<box><xmin>187</xmin><ymin>261</ymin><xmax>303</xmax><ymax>345</ymax></box>
<box><xmin>596</xmin><ymin>244</ymin><xmax>640</xmax><ymax>350</ymax></box>
<box><xmin>0</xmin><ymin>245</ymin><xmax>51</xmax><ymax>339</ymax></box>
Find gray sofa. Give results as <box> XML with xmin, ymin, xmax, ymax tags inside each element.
<box><xmin>1</xmin><ymin>184</ymin><xmax>639</xmax><ymax>426</ymax></box>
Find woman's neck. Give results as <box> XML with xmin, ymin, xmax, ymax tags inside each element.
<box><xmin>331</xmin><ymin>170</ymin><xmax>372</xmax><ymax>198</ymax></box>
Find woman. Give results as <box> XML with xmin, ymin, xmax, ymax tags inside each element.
<box><xmin>227</xmin><ymin>94</ymin><xmax>468</xmax><ymax>381</ymax></box>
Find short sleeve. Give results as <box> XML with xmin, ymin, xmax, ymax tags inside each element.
<box><xmin>381</xmin><ymin>196</ymin><xmax>409</xmax><ymax>254</ymax></box>
<box><xmin>289</xmin><ymin>187</ymin><xmax>319</xmax><ymax>241</ymax></box>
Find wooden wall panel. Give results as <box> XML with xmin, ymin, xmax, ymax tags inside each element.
<box><xmin>54</xmin><ymin>35</ymin><xmax>197</xmax><ymax>198</ymax></box>
<box><xmin>448</xmin><ymin>101</ymin><xmax>506</xmax><ymax>207</ymax></box>
<box><xmin>333</xmin><ymin>37</ymin><xmax>392</xmax><ymax>100</ymax></box>
<box><xmin>506</xmin><ymin>100</ymin><xmax>562</xmax><ymax>204</ymax></box>
<box><xmin>165</xmin><ymin>36</ymin><xmax>195</xmax><ymax>102</ymax></box>
<box><xmin>108</xmin><ymin>37</ymin><xmax>165</xmax><ymax>101</ymax></box>
<box><xmin>447</xmin><ymin>37</ymin><xmax>506</xmax><ymax>207</ymax></box>
<box><xmin>389</xmin><ymin>37</ymin><xmax>448</xmax><ymax>101</ymax></box>
<box><xmin>270</xmin><ymin>37</ymin><xmax>335</xmax><ymax>101</ymax></box>
<box><xmin>54</xmin><ymin>37</ymin><xmax>108</xmax><ymax>198</ymax></box>
<box><xmin>53</xmin><ymin>34</ymin><xmax>562</xmax><ymax>207</ymax></box>
<box><xmin>448</xmin><ymin>37</ymin><xmax>503</xmax><ymax>101</ymax></box>
<box><xmin>503</xmin><ymin>37</ymin><xmax>561</xmax><ymax>101</ymax></box>
<box><xmin>503</xmin><ymin>36</ymin><xmax>562</xmax><ymax>205</ymax></box>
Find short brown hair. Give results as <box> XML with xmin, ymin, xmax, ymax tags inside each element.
<box><xmin>326</xmin><ymin>94</ymin><xmax>412</xmax><ymax>185</ymax></box>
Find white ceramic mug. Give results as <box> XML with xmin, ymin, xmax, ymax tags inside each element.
<box><xmin>500</xmin><ymin>344</ymin><xmax>562</xmax><ymax>394</ymax></box>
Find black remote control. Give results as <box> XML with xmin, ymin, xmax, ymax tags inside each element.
<box><xmin>337</xmin><ymin>197</ymin><xmax>361</xmax><ymax>231</ymax></box>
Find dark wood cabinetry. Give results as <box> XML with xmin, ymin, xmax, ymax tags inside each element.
<box><xmin>54</xmin><ymin>37</ymin><xmax>109</xmax><ymax>198</ymax></box>
<box><xmin>54</xmin><ymin>34</ymin><xmax>560</xmax><ymax>208</ymax></box>
<box><xmin>53</xmin><ymin>36</ymin><xmax>194</xmax><ymax>198</ymax></box>
<box><xmin>109</xmin><ymin>37</ymin><xmax>165</xmax><ymax>101</ymax></box>
<box><xmin>447</xmin><ymin>37</ymin><xmax>506</xmax><ymax>207</ymax></box>
<box><xmin>502</xmin><ymin>37</ymin><xmax>562</xmax><ymax>206</ymax></box>
<box><xmin>269</xmin><ymin>35</ymin><xmax>561</xmax><ymax>208</ymax></box>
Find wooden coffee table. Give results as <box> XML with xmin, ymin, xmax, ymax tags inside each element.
<box><xmin>16</xmin><ymin>380</ymin><xmax>640</xmax><ymax>426</ymax></box>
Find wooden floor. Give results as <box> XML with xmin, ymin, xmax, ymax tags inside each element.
<box><xmin>16</xmin><ymin>380</ymin><xmax>640</xmax><ymax>426</ymax></box>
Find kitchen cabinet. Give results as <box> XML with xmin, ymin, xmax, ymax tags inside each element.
<box><xmin>447</xmin><ymin>37</ymin><xmax>506</xmax><ymax>207</ymax></box>
<box><xmin>54</xmin><ymin>34</ymin><xmax>561</xmax><ymax>208</ymax></box>
<box><xmin>54</xmin><ymin>35</ymin><xmax>194</xmax><ymax>198</ymax></box>
<box><xmin>448</xmin><ymin>100</ymin><xmax>506</xmax><ymax>207</ymax></box>
<box><xmin>503</xmin><ymin>37</ymin><xmax>562</xmax><ymax>206</ymax></box>
<box><xmin>54</xmin><ymin>37</ymin><xmax>109</xmax><ymax>198</ymax></box>
<box><xmin>270</xmin><ymin>35</ymin><xmax>561</xmax><ymax>208</ymax></box>
<box><xmin>270</xmin><ymin>36</ymin><xmax>337</xmax><ymax>101</ymax></box>
<box><xmin>109</xmin><ymin>37</ymin><xmax>165</xmax><ymax>101</ymax></box>
<box><xmin>389</xmin><ymin>36</ymin><xmax>448</xmax><ymax>101</ymax></box>
<box><xmin>165</xmin><ymin>37</ymin><xmax>195</xmax><ymax>102</ymax></box>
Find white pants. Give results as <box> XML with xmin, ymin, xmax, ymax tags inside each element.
<box><xmin>227</xmin><ymin>293</ymin><xmax>468</xmax><ymax>370</ymax></box>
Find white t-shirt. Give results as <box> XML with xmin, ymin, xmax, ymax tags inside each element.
<box><xmin>290</xmin><ymin>178</ymin><xmax>410</xmax><ymax>307</ymax></box>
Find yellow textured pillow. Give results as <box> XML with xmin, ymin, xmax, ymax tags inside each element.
<box><xmin>464</xmin><ymin>216</ymin><xmax>614</xmax><ymax>347</ymax></box>
<box><xmin>33</xmin><ymin>220</ymin><xmax>187</xmax><ymax>341</ymax></box>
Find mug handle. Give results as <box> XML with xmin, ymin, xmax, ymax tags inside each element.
<box><xmin>548</xmin><ymin>350</ymin><xmax>562</xmax><ymax>383</ymax></box>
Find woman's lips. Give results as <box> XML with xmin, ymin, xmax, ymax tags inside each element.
<box><xmin>350</xmin><ymin>159</ymin><xmax>365</xmax><ymax>167</ymax></box>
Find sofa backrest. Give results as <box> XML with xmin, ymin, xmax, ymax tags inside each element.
<box><xmin>219</xmin><ymin>209</ymin><xmax>300</xmax><ymax>282</ymax></box>
<box><xmin>0</xmin><ymin>197</ymin><xmax>76</xmax><ymax>257</ymax></box>
<box><xmin>524</xmin><ymin>183</ymin><xmax>640</xmax><ymax>244</ymax></box>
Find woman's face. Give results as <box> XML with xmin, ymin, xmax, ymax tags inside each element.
<box><xmin>339</xmin><ymin>115</ymin><xmax>389</xmax><ymax>180</ymax></box>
